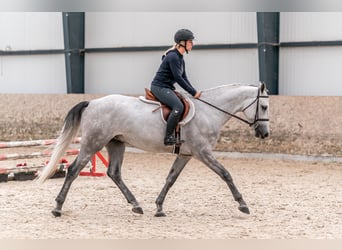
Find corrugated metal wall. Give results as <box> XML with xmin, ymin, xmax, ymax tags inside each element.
<box><xmin>85</xmin><ymin>12</ymin><xmax>257</xmax><ymax>46</ymax></box>
<box><xmin>279</xmin><ymin>12</ymin><xmax>342</xmax><ymax>95</ymax></box>
<box><xmin>1</xmin><ymin>12</ymin><xmax>342</xmax><ymax>95</ymax></box>
<box><xmin>0</xmin><ymin>13</ymin><xmax>66</xmax><ymax>93</ymax></box>
<box><xmin>84</xmin><ymin>12</ymin><xmax>258</xmax><ymax>94</ymax></box>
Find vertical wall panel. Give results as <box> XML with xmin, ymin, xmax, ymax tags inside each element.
<box><xmin>0</xmin><ymin>12</ymin><xmax>64</xmax><ymax>50</ymax></box>
<box><xmin>85</xmin><ymin>12</ymin><xmax>257</xmax><ymax>47</ymax></box>
<box><xmin>0</xmin><ymin>55</ymin><xmax>67</xmax><ymax>93</ymax></box>
<box><xmin>279</xmin><ymin>12</ymin><xmax>342</xmax><ymax>96</ymax></box>
<box><xmin>85</xmin><ymin>12</ymin><xmax>259</xmax><ymax>94</ymax></box>
<box><xmin>85</xmin><ymin>49</ymin><xmax>259</xmax><ymax>95</ymax></box>
<box><xmin>279</xmin><ymin>47</ymin><xmax>342</xmax><ymax>96</ymax></box>
<box><xmin>280</xmin><ymin>12</ymin><xmax>342</xmax><ymax>42</ymax></box>
<box><xmin>85</xmin><ymin>52</ymin><xmax>160</xmax><ymax>94</ymax></box>
<box><xmin>0</xmin><ymin>12</ymin><xmax>66</xmax><ymax>93</ymax></box>
<box><xmin>187</xmin><ymin>49</ymin><xmax>259</xmax><ymax>90</ymax></box>
<box><xmin>2</xmin><ymin>12</ymin><xmax>342</xmax><ymax>95</ymax></box>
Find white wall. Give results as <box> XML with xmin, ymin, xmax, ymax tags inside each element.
<box><xmin>0</xmin><ymin>54</ymin><xmax>66</xmax><ymax>93</ymax></box>
<box><xmin>187</xmin><ymin>49</ymin><xmax>259</xmax><ymax>90</ymax></box>
<box><xmin>279</xmin><ymin>47</ymin><xmax>342</xmax><ymax>96</ymax></box>
<box><xmin>85</xmin><ymin>12</ymin><xmax>257</xmax><ymax>47</ymax></box>
<box><xmin>280</xmin><ymin>12</ymin><xmax>342</xmax><ymax>42</ymax></box>
<box><xmin>0</xmin><ymin>12</ymin><xmax>63</xmax><ymax>50</ymax></box>
<box><xmin>2</xmin><ymin>12</ymin><xmax>342</xmax><ymax>96</ymax></box>
<box><xmin>85</xmin><ymin>49</ymin><xmax>259</xmax><ymax>95</ymax></box>
<box><xmin>279</xmin><ymin>12</ymin><xmax>342</xmax><ymax>96</ymax></box>
<box><xmin>84</xmin><ymin>12</ymin><xmax>259</xmax><ymax>94</ymax></box>
<box><xmin>85</xmin><ymin>51</ymin><xmax>160</xmax><ymax>94</ymax></box>
<box><xmin>0</xmin><ymin>12</ymin><xmax>66</xmax><ymax>93</ymax></box>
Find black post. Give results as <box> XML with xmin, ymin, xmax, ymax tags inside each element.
<box><xmin>257</xmin><ymin>12</ymin><xmax>280</xmax><ymax>95</ymax></box>
<box><xmin>62</xmin><ymin>12</ymin><xmax>85</xmax><ymax>93</ymax></box>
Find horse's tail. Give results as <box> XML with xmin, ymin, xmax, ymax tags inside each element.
<box><xmin>36</xmin><ymin>101</ymin><xmax>89</xmax><ymax>183</ymax></box>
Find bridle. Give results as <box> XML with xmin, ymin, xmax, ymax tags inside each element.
<box><xmin>197</xmin><ymin>86</ymin><xmax>269</xmax><ymax>127</ymax></box>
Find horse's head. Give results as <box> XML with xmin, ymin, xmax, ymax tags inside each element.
<box><xmin>242</xmin><ymin>82</ymin><xmax>270</xmax><ymax>139</ymax></box>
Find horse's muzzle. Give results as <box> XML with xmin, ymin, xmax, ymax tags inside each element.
<box><xmin>254</xmin><ymin>125</ymin><xmax>269</xmax><ymax>139</ymax></box>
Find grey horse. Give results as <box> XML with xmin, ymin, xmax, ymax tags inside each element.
<box><xmin>36</xmin><ymin>82</ymin><xmax>269</xmax><ymax>217</ymax></box>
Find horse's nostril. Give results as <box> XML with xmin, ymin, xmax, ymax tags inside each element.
<box><xmin>264</xmin><ymin>132</ymin><xmax>269</xmax><ymax>138</ymax></box>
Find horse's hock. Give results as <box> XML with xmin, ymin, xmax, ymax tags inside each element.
<box><xmin>1</xmin><ymin>94</ymin><xmax>342</xmax><ymax>157</ymax></box>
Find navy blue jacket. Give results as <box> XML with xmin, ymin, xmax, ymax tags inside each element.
<box><xmin>151</xmin><ymin>49</ymin><xmax>197</xmax><ymax>96</ymax></box>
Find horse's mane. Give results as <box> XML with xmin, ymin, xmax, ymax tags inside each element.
<box><xmin>201</xmin><ymin>82</ymin><xmax>260</xmax><ymax>93</ymax></box>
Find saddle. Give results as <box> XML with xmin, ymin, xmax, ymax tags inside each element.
<box><xmin>140</xmin><ymin>88</ymin><xmax>195</xmax><ymax>154</ymax></box>
<box><xmin>144</xmin><ymin>88</ymin><xmax>191</xmax><ymax>122</ymax></box>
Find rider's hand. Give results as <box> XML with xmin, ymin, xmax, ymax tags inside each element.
<box><xmin>194</xmin><ymin>91</ymin><xmax>201</xmax><ymax>99</ymax></box>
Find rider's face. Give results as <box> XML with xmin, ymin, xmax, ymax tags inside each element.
<box><xmin>186</xmin><ymin>40</ymin><xmax>194</xmax><ymax>52</ymax></box>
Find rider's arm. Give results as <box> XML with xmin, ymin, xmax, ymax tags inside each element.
<box><xmin>168</xmin><ymin>53</ymin><xmax>197</xmax><ymax>96</ymax></box>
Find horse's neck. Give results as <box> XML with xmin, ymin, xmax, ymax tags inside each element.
<box><xmin>203</xmin><ymin>85</ymin><xmax>257</xmax><ymax>114</ymax></box>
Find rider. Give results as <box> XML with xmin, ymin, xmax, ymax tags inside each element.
<box><xmin>151</xmin><ymin>29</ymin><xmax>201</xmax><ymax>146</ymax></box>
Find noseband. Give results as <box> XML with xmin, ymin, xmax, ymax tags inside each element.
<box><xmin>198</xmin><ymin>86</ymin><xmax>269</xmax><ymax>127</ymax></box>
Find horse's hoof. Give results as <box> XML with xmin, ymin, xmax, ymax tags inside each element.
<box><xmin>238</xmin><ymin>205</ymin><xmax>250</xmax><ymax>214</ymax></box>
<box><xmin>154</xmin><ymin>211</ymin><xmax>166</xmax><ymax>217</ymax></box>
<box><xmin>132</xmin><ymin>206</ymin><xmax>144</xmax><ymax>214</ymax></box>
<box><xmin>51</xmin><ymin>209</ymin><xmax>62</xmax><ymax>217</ymax></box>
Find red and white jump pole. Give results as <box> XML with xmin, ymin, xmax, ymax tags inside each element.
<box><xmin>0</xmin><ymin>149</ymin><xmax>80</xmax><ymax>161</ymax></box>
<box><xmin>0</xmin><ymin>137</ymin><xmax>81</xmax><ymax>148</ymax></box>
<box><xmin>0</xmin><ymin>137</ymin><xmax>107</xmax><ymax>177</ymax></box>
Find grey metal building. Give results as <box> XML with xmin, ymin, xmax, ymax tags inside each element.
<box><xmin>1</xmin><ymin>12</ymin><xmax>342</xmax><ymax>96</ymax></box>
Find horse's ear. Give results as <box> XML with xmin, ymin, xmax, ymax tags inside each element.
<box><xmin>260</xmin><ymin>81</ymin><xmax>266</xmax><ymax>93</ymax></box>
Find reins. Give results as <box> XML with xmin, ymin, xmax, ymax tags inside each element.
<box><xmin>197</xmin><ymin>98</ymin><xmax>253</xmax><ymax>125</ymax></box>
<box><xmin>197</xmin><ymin>87</ymin><xmax>269</xmax><ymax>127</ymax></box>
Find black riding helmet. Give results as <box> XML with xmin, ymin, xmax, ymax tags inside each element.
<box><xmin>174</xmin><ymin>29</ymin><xmax>195</xmax><ymax>44</ymax></box>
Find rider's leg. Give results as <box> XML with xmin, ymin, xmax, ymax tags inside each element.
<box><xmin>151</xmin><ymin>86</ymin><xmax>184</xmax><ymax>145</ymax></box>
<box><xmin>164</xmin><ymin>105</ymin><xmax>183</xmax><ymax>145</ymax></box>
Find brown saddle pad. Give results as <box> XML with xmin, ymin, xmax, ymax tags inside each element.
<box><xmin>144</xmin><ymin>88</ymin><xmax>190</xmax><ymax>122</ymax></box>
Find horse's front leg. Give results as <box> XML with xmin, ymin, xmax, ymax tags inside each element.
<box><xmin>155</xmin><ymin>155</ymin><xmax>191</xmax><ymax>217</ymax></box>
<box><xmin>196</xmin><ymin>150</ymin><xmax>250</xmax><ymax>214</ymax></box>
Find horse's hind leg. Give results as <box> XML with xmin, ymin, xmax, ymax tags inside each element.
<box><xmin>106</xmin><ymin>139</ymin><xmax>143</xmax><ymax>214</ymax></box>
<box><xmin>196</xmin><ymin>150</ymin><xmax>250</xmax><ymax>214</ymax></box>
<box><xmin>52</xmin><ymin>152</ymin><xmax>92</xmax><ymax>217</ymax></box>
<box><xmin>155</xmin><ymin>155</ymin><xmax>191</xmax><ymax>217</ymax></box>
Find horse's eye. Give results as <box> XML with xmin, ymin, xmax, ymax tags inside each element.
<box><xmin>261</xmin><ymin>105</ymin><xmax>268</xmax><ymax>111</ymax></box>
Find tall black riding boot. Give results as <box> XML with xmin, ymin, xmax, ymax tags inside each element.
<box><xmin>164</xmin><ymin>109</ymin><xmax>181</xmax><ymax>145</ymax></box>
